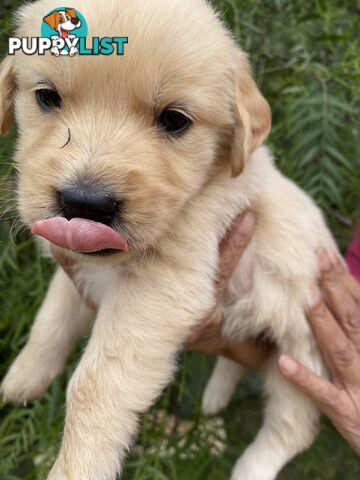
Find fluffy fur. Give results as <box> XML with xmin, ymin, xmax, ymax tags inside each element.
<box><xmin>0</xmin><ymin>1</ymin><xmax>339</xmax><ymax>479</ymax></box>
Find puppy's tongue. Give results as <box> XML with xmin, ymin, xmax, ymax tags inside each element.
<box><xmin>60</xmin><ymin>27</ymin><xmax>69</xmax><ymax>39</ymax></box>
<box><xmin>31</xmin><ymin>217</ymin><xmax>128</xmax><ymax>253</ymax></box>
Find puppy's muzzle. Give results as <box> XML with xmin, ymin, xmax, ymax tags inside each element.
<box><xmin>58</xmin><ymin>185</ymin><xmax>119</xmax><ymax>225</ymax></box>
<box><xmin>71</xmin><ymin>17</ymin><xmax>80</xmax><ymax>26</ymax></box>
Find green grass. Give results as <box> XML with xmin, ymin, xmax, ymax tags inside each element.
<box><xmin>0</xmin><ymin>0</ymin><xmax>359</xmax><ymax>479</ymax></box>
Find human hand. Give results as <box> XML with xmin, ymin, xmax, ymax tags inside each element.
<box><xmin>185</xmin><ymin>211</ymin><xmax>273</xmax><ymax>369</ymax></box>
<box><xmin>279</xmin><ymin>250</ymin><xmax>360</xmax><ymax>455</ymax></box>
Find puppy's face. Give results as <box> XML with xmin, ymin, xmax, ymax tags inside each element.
<box><xmin>43</xmin><ymin>9</ymin><xmax>81</xmax><ymax>38</ymax></box>
<box><xmin>0</xmin><ymin>0</ymin><xmax>271</xmax><ymax>259</ymax></box>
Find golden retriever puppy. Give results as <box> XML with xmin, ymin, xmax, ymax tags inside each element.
<box><xmin>0</xmin><ymin>0</ymin><xmax>339</xmax><ymax>479</ymax></box>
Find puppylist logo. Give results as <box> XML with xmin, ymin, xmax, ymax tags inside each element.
<box><xmin>9</xmin><ymin>7</ymin><xmax>128</xmax><ymax>57</ymax></box>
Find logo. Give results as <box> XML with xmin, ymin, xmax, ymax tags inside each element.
<box><xmin>8</xmin><ymin>7</ymin><xmax>128</xmax><ymax>57</ymax></box>
<box><xmin>41</xmin><ymin>7</ymin><xmax>87</xmax><ymax>56</ymax></box>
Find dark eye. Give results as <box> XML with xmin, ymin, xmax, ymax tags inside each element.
<box><xmin>36</xmin><ymin>89</ymin><xmax>62</xmax><ymax>112</ymax></box>
<box><xmin>158</xmin><ymin>109</ymin><xmax>191</xmax><ymax>135</ymax></box>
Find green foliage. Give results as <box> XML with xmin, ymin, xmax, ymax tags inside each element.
<box><xmin>215</xmin><ymin>0</ymin><xmax>359</xmax><ymax>248</ymax></box>
<box><xmin>0</xmin><ymin>0</ymin><xmax>359</xmax><ymax>479</ymax></box>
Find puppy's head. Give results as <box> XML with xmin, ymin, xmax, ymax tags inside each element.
<box><xmin>1</xmin><ymin>0</ymin><xmax>271</xmax><ymax>259</ymax></box>
<box><xmin>43</xmin><ymin>8</ymin><xmax>81</xmax><ymax>37</ymax></box>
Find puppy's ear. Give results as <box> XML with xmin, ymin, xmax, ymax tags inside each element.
<box><xmin>66</xmin><ymin>8</ymin><xmax>77</xmax><ymax>18</ymax></box>
<box><xmin>0</xmin><ymin>56</ymin><xmax>15</xmax><ymax>136</ymax></box>
<box><xmin>43</xmin><ymin>12</ymin><xmax>57</xmax><ymax>29</ymax></box>
<box><xmin>230</xmin><ymin>56</ymin><xmax>272</xmax><ymax>177</ymax></box>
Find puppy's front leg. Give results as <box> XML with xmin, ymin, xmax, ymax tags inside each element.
<box><xmin>48</xmin><ymin>268</ymin><xmax>211</xmax><ymax>480</ymax></box>
<box><xmin>1</xmin><ymin>267</ymin><xmax>94</xmax><ymax>403</ymax></box>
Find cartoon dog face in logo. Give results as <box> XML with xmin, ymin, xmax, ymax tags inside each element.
<box><xmin>43</xmin><ymin>8</ymin><xmax>81</xmax><ymax>39</ymax></box>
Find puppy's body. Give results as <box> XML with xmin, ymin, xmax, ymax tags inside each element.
<box><xmin>0</xmin><ymin>0</ymin><xmax>338</xmax><ymax>479</ymax></box>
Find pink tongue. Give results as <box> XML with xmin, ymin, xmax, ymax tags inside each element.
<box><xmin>31</xmin><ymin>217</ymin><xmax>128</xmax><ymax>253</ymax></box>
<box><xmin>60</xmin><ymin>28</ymin><xmax>69</xmax><ymax>39</ymax></box>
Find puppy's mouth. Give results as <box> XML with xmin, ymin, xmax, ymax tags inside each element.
<box><xmin>31</xmin><ymin>217</ymin><xmax>128</xmax><ymax>254</ymax></box>
<box><xmin>59</xmin><ymin>26</ymin><xmax>70</xmax><ymax>39</ymax></box>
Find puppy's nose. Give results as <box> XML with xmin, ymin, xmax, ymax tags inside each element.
<box><xmin>58</xmin><ymin>186</ymin><xmax>119</xmax><ymax>225</ymax></box>
<box><xmin>71</xmin><ymin>17</ymin><xmax>80</xmax><ymax>25</ymax></box>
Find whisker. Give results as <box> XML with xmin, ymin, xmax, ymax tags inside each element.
<box><xmin>61</xmin><ymin>128</ymin><xmax>71</xmax><ymax>149</ymax></box>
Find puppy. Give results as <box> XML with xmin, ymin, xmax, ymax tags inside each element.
<box><xmin>43</xmin><ymin>8</ymin><xmax>81</xmax><ymax>56</ymax></box>
<box><xmin>0</xmin><ymin>0</ymin><xmax>339</xmax><ymax>479</ymax></box>
<box><xmin>43</xmin><ymin>8</ymin><xmax>81</xmax><ymax>39</ymax></box>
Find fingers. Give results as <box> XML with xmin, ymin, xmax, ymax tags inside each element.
<box><xmin>278</xmin><ymin>354</ymin><xmax>342</xmax><ymax>416</ymax></box>
<box><xmin>222</xmin><ymin>339</ymin><xmax>272</xmax><ymax>370</ymax></box>
<box><xmin>318</xmin><ymin>250</ymin><xmax>360</xmax><ymax>350</ymax></box>
<box><xmin>307</xmin><ymin>298</ymin><xmax>360</xmax><ymax>388</ymax></box>
<box><xmin>185</xmin><ymin>306</ymin><xmax>223</xmax><ymax>348</ymax></box>
<box><xmin>215</xmin><ymin>211</ymin><xmax>255</xmax><ymax>302</ymax></box>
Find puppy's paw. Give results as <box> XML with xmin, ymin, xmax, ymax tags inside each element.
<box><xmin>47</xmin><ymin>471</ymin><xmax>68</xmax><ymax>480</ymax></box>
<box><xmin>231</xmin><ymin>461</ymin><xmax>275</xmax><ymax>480</ymax></box>
<box><xmin>202</xmin><ymin>359</ymin><xmax>246</xmax><ymax>416</ymax></box>
<box><xmin>50</xmin><ymin>47</ymin><xmax>60</xmax><ymax>57</ymax></box>
<box><xmin>231</xmin><ymin>453</ymin><xmax>278</xmax><ymax>480</ymax></box>
<box><xmin>202</xmin><ymin>361</ymin><xmax>245</xmax><ymax>415</ymax></box>
<box><xmin>47</xmin><ymin>469</ymin><xmax>68</xmax><ymax>480</ymax></box>
<box><xmin>201</xmin><ymin>380</ymin><xmax>231</xmax><ymax>415</ymax></box>
<box><xmin>1</xmin><ymin>347</ymin><xmax>55</xmax><ymax>403</ymax></box>
<box><xmin>69</xmin><ymin>47</ymin><xmax>79</xmax><ymax>57</ymax></box>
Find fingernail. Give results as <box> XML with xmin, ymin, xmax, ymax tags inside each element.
<box><xmin>279</xmin><ymin>355</ymin><xmax>298</xmax><ymax>376</ymax></box>
<box><xmin>317</xmin><ymin>248</ymin><xmax>331</xmax><ymax>272</ymax></box>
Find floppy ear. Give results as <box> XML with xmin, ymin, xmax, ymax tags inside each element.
<box><xmin>230</xmin><ymin>59</ymin><xmax>272</xmax><ymax>177</ymax></box>
<box><xmin>0</xmin><ymin>56</ymin><xmax>15</xmax><ymax>136</ymax></box>
<box><xmin>43</xmin><ymin>12</ymin><xmax>57</xmax><ymax>30</ymax></box>
<box><xmin>66</xmin><ymin>8</ymin><xmax>77</xmax><ymax>18</ymax></box>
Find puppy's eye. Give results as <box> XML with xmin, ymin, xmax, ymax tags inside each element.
<box><xmin>36</xmin><ymin>89</ymin><xmax>62</xmax><ymax>112</ymax></box>
<box><xmin>158</xmin><ymin>109</ymin><xmax>191</xmax><ymax>135</ymax></box>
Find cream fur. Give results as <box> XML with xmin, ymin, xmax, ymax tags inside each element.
<box><xmin>0</xmin><ymin>1</ymin><xmax>339</xmax><ymax>479</ymax></box>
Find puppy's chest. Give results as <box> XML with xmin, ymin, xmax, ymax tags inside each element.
<box><xmin>73</xmin><ymin>264</ymin><xmax>123</xmax><ymax>306</ymax></box>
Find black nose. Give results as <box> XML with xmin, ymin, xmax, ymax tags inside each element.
<box><xmin>58</xmin><ymin>186</ymin><xmax>119</xmax><ymax>224</ymax></box>
<box><xmin>71</xmin><ymin>17</ymin><xmax>80</xmax><ymax>25</ymax></box>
